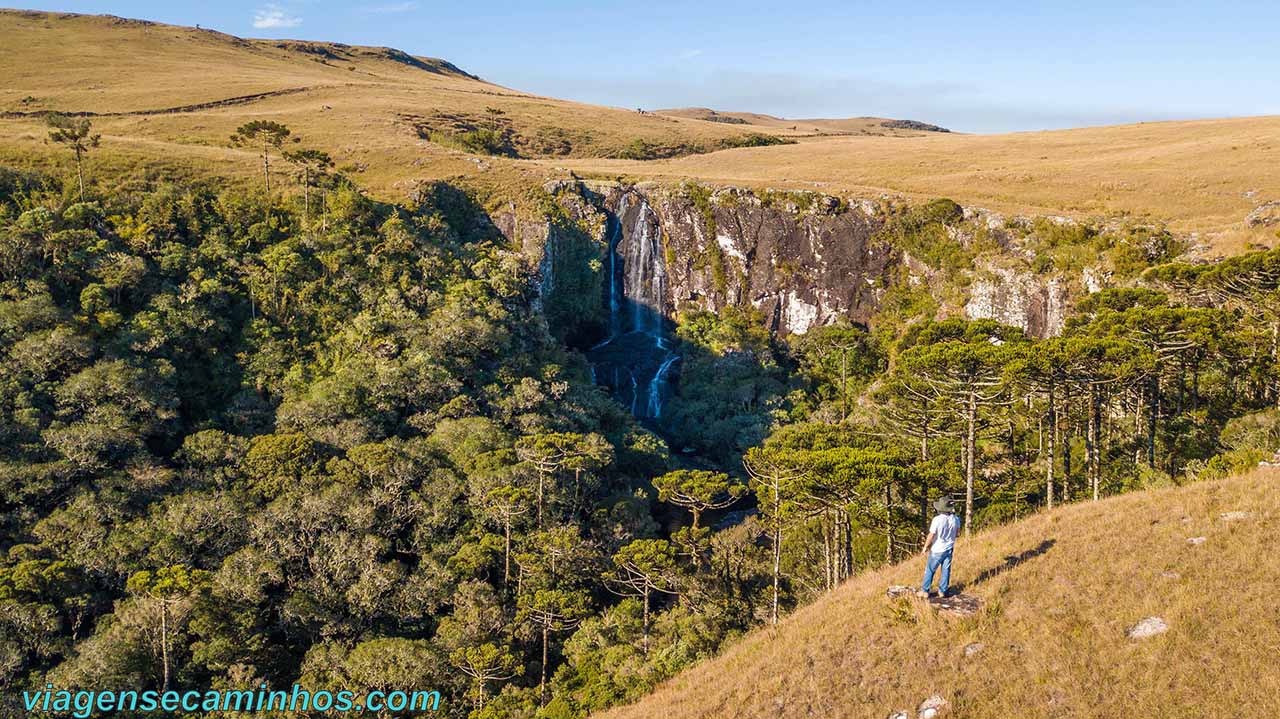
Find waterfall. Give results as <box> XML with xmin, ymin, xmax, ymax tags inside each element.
<box><xmin>608</xmin><ymin>196</ymin><xmax>623</xmax><ymax>337</ymax></box>
<box><xmin>621</xmin><ymin>198</ymin><xmax>666</xmax><ymax>337</ymax></box>
<box><xmin>647</xmin><ymin>353</ymin><xmax>679</xmax><ymax>418</ymax></box>
<box><xmin>586</xmin><ymin>191</ymin><xmax>680</xmax><ymax>420</ymax></box>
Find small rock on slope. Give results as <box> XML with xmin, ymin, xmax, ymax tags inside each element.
<box><xmin>1247</xmin><ymin>201</ymin><xmax>1280</xmax><ymax>227</ymax></box>
<box><xmin>929</xmin><ymin>594</ymin><xmax>980</xmax><ymax>616</ymax></box>
<box><xmin>1128</xmin><ymin>617</ymin><xmax>1169</xmax><ymax>639</ymax></box>
<box><xmin>887</xmin><ymin>585</ymin><xmax>979</xmax><ymax>615</ymax></box>
<box><xmin>918</xmin><ymin>695</ymin><xmax>948</xmax><ymax>718</ymax></box>
<box><xmin>886</xmin><ymin>585</ymin><xmax>916</xmax><ymax>599</ymax></box>
<box><xmin>963</xmin><ymin>642</ymin><xmax>985</xmax><ymax>657</ymax></box>
<box><xmin>1187</xmin><ymin>536</ymin><xmax>1207</xmax><ymax>545</ymax></box>
<box><xmin>1220</xmin><ymin>511</ymin><xmax>1252</xmax><ymax>521</ymax></box>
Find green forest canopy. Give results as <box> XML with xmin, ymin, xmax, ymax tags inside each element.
<box><xmin>2</xmin><ymin>155</ymin><xmax>1280</xmax><ymax>719</ymax></box>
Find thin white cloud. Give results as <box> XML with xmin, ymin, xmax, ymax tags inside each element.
<box><xmin>253</xmin><ymin>4</ymin><xmax>302</xmax><ymax>29</ymax></box>
<box><xmin>678</xmin><ymin>49</ymin><xmax>704</xmax><ymax>60</ymax></box>
<box><xmin>362</xmin><ymin>1</ymin><xmax>419</xmax><ymax>13</ymax></box>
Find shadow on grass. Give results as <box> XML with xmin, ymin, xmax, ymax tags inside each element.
<box><xmin>956</xmin><ymin>538</ymin><xmax>1056</xmax><ymax>591</ymax></box>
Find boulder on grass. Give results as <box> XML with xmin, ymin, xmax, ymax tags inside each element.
<box><xmin>1127</xmin><ymin>616</ymin><xmax>1169</xmax><ymax>639</ymax></box>
<box><xmin>886</xmin><ymin>585</ymin><xmax>916</xmax><ymax>599</ymax></box>
<box><xmin>929</xmin><ymin>594</ymin><xmax>980</xmax><ymax>616</ymax></box>
<box><xmin>918</xmin><ymin>695</ymin><xmax>948</xmax><ymax>718</ymax></box>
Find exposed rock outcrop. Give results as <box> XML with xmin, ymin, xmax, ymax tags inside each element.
<box><xmin>886</xmin><ymin>585</ymin><xmax>916</xmax><ymax>599</ymax></box>
<box><xmin>882</xmin><ymin>119</ymin><xmax>951</xmax><ymax>133</ymax></box>
<box><xmin>1127</xmin><ymin>616</ymin><xmax>1169</xmax><ymax>639</ymax></box>
<box><xmin>929</xmin><ymin>593</ymin><xmax>980</xmax><ymax>616</ymax></box>
<box><xmin>918</xmin><ymin>695</ymin><xmax>949</xmax><ymax>718</ymax></box>
<box><xmin>501</xmin><ymin>180</ymin><xmax>1127</xmax><ymax>415</ymax></box>
<box><xmin>519</xmin><ymin>181</ymin><xmax>1107</xmax><ymax>344</ymax></box>
<box><xmin>582</xmin><ymin>183</ymin><xmax>896</xmax><ymax>336</ymax></box>
<box><xmin>1246</xmin><ymin>200</ymin><xmax>1280</xmax><ymax>228</ymax></box>
<box><xmin>964</xmin><ymin>261</ymin><xmax>1070</xmax><ymax>337</ymax></box>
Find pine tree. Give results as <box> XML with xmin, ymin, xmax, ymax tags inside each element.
<box><xmin>46</xmin><ymin>113</ymin><xmax>99</xmax><ymax>199</ymax></box>
<box><xmin>230</xmin><ymin>120</ymin><xmax>291</xmax><ymax>192</ymax></box>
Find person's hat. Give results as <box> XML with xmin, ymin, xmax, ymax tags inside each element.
<box><xmin>933</xmin><ymin>497</ymin><xmax>955</xmax><ymax>513</ymax></box>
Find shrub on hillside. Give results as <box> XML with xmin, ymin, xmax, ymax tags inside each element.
<box><xmin>428</xmin><ymin>128</ymin><xmax>516</xmax><ymax>157</ymax></box>
<box><xmin>1185</xmin><ymin>449</ymin><xmax>1266</xmax><ymax>483</ymax></box>
<box><xmin>716</xmin><ymin>133</ymin><xmax>795</xmax><ymax>150</ymax></box>
<box><xmin>1135</xmin><ymin>464</ymin><xmax>1177</xmax><ymax>490</ymax></box>
<box><xmin>618</xmin><ymin>138</ymin><xmax>661</xmax><ymax>160</ymax></box>
<box><xmin>915</xmin><ymin>198</ymin><xmax>964</xmax><ymax>225</ymax></box>
<box><xmin>1106</xmin><ymin>225</ymin><xmax>1185</xmax><ymax>277</ymax></box>
<box><xmin>875</xmin><ymin>198</ymin><xmax>972</xmax><ymax>274</ymax></box>
<box><xmin>1220</xmin><ymin>408</ymin><xmax>1280</xmax><ymax>452</ymax></box>
<box><xmin>455</xmin><ymin>128</ymin><xmax>513</xmax><ymax>156</ymax></box>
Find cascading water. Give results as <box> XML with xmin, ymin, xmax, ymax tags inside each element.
<box><xmin>607</xmin><ymin>196</ymin><xmax>622</xmax><ymax>337</ymax></box>
<box><xmin>647</xmin><ymin>350</ymin><xmax>679</xmax><ymax>418</ymax></box>
<box><xmin>623</xmin><ymin>197</ymin><xmax>666</xmax><ymax>336</ymax></box>
<box><xmin>586</xmin><ymin>192</ymin><xmax>680</xmax><ymax>419</ymax></box>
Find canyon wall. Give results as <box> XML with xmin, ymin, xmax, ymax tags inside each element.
<box><xmin>493</xmin><ymin>180</ymin><xmax>1097</xmax><ymax>416</ymax></box>
<box><xmin>501</xmin><ymin>180</ymin><xmax>1085</xmax><ymax>338</ymax></box>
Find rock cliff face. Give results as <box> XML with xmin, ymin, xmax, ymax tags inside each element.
<box><xmin>537</xmin><ymin>181</ymin><xmax>899</xmax><ymax>335</ymax></box>
<box><xmin>513</xmin><ymin>181</ymin><xmax>1096</xmax><ymax>339</ymax></box>
<box><xmin>496</xmin><ymin>180</ymin><xmax>1101</xmax><ymax>414</ymax></box>
<box><xmin>964</xmin><ymin>262</ymin><xmax>1071</xmax><ymax>338</ymax></box>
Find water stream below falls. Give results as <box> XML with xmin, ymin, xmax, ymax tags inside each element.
<box><xmin>586</xmin><ymin>194</ymin><xmax>680</xmax><ymax>419</ymax></box>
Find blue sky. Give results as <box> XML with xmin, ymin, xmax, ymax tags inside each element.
<box><xmin>19</xmin><ymin>1</ymin><xmax>1280</xmax><ymax>132</ymax></box>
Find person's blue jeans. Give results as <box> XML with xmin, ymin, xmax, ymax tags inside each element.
<box><xmin>921</xmin><ymin>548</ymin><xmax>953</xmax><ymax>596</ymax></box>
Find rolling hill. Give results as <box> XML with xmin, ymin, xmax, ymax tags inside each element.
<box><xmin>1</xmin><ymin>9</ymin><xmax>1278</xmax><ymax>253</ymax></box>
<box><xmin>551</xmin><ymin>115</ymin><xmax>1280</xmax><ymax>253</ymax></box>
<box><xmin>600</xmin><ymin>467</ymin><xmax>1280</xmax><ymax>719</ymax></box>
<box><xmin>3</xmin><ymin>10</ymin><xmax>1280</xmax><ymax>719</ymax></box>
<box><xmin>0</xmin><ymin>9</ymin><xmax>807</xmax><ymax>196</ymax></box>
<box><xmin>653</xmin><ymin>107</ymin><xmax>949</xmax><ymax>136</ymax></box>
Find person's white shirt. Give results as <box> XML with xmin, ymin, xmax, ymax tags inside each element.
<box><xmin>929</xmin><ymin>513</ymin><xmax>960</xmax><ymax>554</ymax></box>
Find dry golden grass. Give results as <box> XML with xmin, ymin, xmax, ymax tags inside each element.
<box><xmin>549</xmin><ymin>117</ymin><xmax>1280</xmax><ymax>253</ymax></box>
<box><xmin>0</xmin><ymin>9</ymin><xmax>781</xmax><ymax>199</ymax></box>
<box><xmin>603</xmin><ymin>467</ymin><xmax>1280</xmax><ymax>719</ymax></box>
<box><xmin>653</xmin><ymin>107</ymin><xmax>939</xmax><ymax>137</ymax></box>
<box><xmin>3</xmin><ymin>10</ymin><xmax>1278</xmax><ymax>255</ymax></box>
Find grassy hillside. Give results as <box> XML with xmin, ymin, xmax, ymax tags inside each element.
<box><xmin>0</xmin><ymin>9</ymin><xmax>795</xmax><ymax>196</ymax></box>
<box><xmin>653</xmin><ymin>108</ymin><xmax>945</xmax><ymax>136</ymax></box>
<box><xmin>553</xmin><ymin>116</ymin><xmax>1280</xmax><ymax>253</ymax></box>
<box><xmin>602</xmin><ymin>467</ymin><xmax>1280</xmax><ymax>719</ymax></box>
<box><xmin>2</xmin><ymin>9</ymin><xmax>1278</xmax><ymax>254</ymax></box>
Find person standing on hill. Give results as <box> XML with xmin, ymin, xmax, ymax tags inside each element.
<box><xmin>918</xmin><ymin>497</ymin><xmax>961</xmax><ymax>598</ymax></box>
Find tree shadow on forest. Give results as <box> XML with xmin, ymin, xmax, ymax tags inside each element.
<box><xmin>954</xmin><ymin>538</ymin><xmax>1056</xmax><ymax>592</ymax></box>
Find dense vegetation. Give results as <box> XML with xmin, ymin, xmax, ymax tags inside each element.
<box><xmin>408</xmin><ymin>107</ymin><xmax>795</xmax><ymax>162</ymax></box>
<box><xmin>3</xmin><ymin>127</ymin><xmax>1280</xmax><ymax>719</ymax></box>
<box><xmin>613</xmin><ymin>133</ymin><xmax>795</xmax><ymax>161</ymax></box>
